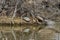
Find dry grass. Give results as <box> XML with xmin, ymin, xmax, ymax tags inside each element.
<box><xmin>0</xmin><ymin>16</ymin><xmax>23</xmax><ymax>24</ymax></box>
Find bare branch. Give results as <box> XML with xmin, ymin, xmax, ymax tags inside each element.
<box><xmin>11</xmin><ymin>30</ymin><xmax>17</xmax><ymax>40</ymax></box>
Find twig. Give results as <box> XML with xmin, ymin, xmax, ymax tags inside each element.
<box><xmin>29</xmin><ymin>30</ymin><xmax>35</xmax><ymax>40</ymax></box>
<box><xmin>2</xmin><ymin>38</ymin><xmax>4</xmax><ymax>40</ymax></box>
<box><xmin>47</xmin><ymin>9</ymin><xmax>60</xmax><ymax>19</ymax></box>
<box><xmin>12</xmin><ymin>1</ymin><xmax>19</xmax><ymax>19</ymax></box>
<box><xmin>0</xmin><ymin>31</ymin><xmax>3</xmax><ymax>38</ymax></box>
<box><xmin>5</xmin><ymin>37</ymin><xmax>8</xmax><ymax>40</ymax></box>
<box><xmin>11</xmin><ymin>30</ymin><xmax>17</xmax><ymax>40</ymax></box>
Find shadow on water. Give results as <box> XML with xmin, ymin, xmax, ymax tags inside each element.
<box><xmin>0</xmin><ymin>22</ymin><xmax>60</xmax><ymax>40</ymax></box>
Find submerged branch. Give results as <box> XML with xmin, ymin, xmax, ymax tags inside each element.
<box><xmin>11</xmin><ymin>30</ymin><xmax>17</xmax><ymax>40</ymax></box>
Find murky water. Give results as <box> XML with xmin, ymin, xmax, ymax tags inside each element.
<box><xmin>0</xmin><ymin>22</ymin><xmax>60</xmax><ymax>40</ymax></box>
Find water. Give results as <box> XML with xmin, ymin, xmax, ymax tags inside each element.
<box><xmin>0</xmin><ymin>22</ymin><xmax>60</xmax><ymax>40</ymax></box>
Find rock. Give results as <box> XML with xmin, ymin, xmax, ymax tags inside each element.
<box><xmin>23</xmin><ymin>29</ymin><xmax>30</xmax><ymax>33</ymax></box>
<box><xmin>36</xmin><ymin>16</ymin><xmax>44</xmax><ymax>21</ymax></box>
<box><xmin>23</xmin><ymin>17</ymin><xmax>31</xmax><ymax>22</ymax></box>
<box><xmin>45</xmin><ymin>19</ymin><xmax>55</xmax><ymax>28</ymax></box>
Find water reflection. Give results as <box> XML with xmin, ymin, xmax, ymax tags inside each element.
<box><xmin>0</xmin><ymin>22</ymin><xmax>59</xmax><ymax>40</ymax></box>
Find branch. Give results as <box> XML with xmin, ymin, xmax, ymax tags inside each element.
<box><xmin>11</xmin><ymin>30</ymin><xmax>17</xmax><ymax>40</ymax></box>
<box><xmin>12</xmin><ymin>1</ymin><xmax>19</xmax><ymax>19</ymax></box>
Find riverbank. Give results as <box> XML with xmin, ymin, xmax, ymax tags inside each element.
<box><xmin>0</xmin><ymin>16</ymin><xmax>22</xmax><ymax>24</ymax></box>
<box><xmin>0</xmin><ymin>16</ymin><xmax>60</xmax><ymax>25</ymax></box>
<box><xmin>0</xmin><ymin>16</ymin><xmax>41</xmax><ymax>25</ymax></box>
